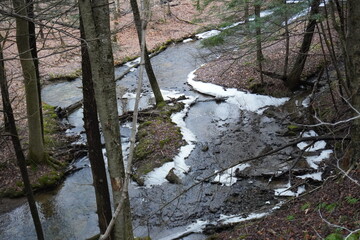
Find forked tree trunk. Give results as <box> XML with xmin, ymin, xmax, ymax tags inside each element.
<box><xmin>13</xmin><ymin>0</ymin><xmax>46</xmax><ymax>163</ymax></box>
<box><xmin>130</xmin><ymin>0</ymin><xmax>165</xmax><ymax>106</ymax></box>
<box><xmin>78</xmin><ymin>0</ymin><xmax>134</xmax><ymax>239</ymax></box>
<box><xmin>0</xmin><ymin>39</ymin><xmax>44</xmax><ymax>240</ymax></box>
<box><xmin>79</xmin><ymin>16</ymin><xmax>113</xmax><ymax>237</ymax></box>
<box><xmin>286</xmin><ymin>0</ymin><xmax>321</xmax><ymax>90</ymax></box>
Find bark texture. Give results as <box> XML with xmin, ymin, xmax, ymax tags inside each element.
<box><xmin>80</xmin><ymin>17</ymin><xmax>113</xmax><ymax>237</ymax></box>
<box><xmin>130</xmin><ymin>0</ymin><xmax>164</xmax><ymax>106</ymax></box>
<box><xmin>26</xmin><ymin>0</ymin><xmax>43</xmax><ymax>139</ymax></box>
<box><xmin>287</xmin><ymin>0</ymin><xmax>321</xmax><ymax>90</ymax></box>
<box><xmin>13</xmin><ymin>0</ymin><xmax>46</xmax><ymax>163</ymax></box>
<box><xmin>78</xmin><ymin>0</ymin><xmax>134</xmax><ymax>239</ymax></box>
<box><xmin>346</xmin><ymin>0</ymin><xmax>360</xmax><ymax>165</ymax></box>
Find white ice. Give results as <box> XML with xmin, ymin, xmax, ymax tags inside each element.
<box><xmin>297</xmin><ymin>130</ymin><xmax>326</xmax><ymax>152</ymax></box>
<box><xmin>213</xmin><ymin>163</ymin><xmax>250</xmax><ymax>186</ymax></box>
<box><xmin>195</xmin><ymin>30</ymin><xmax>221</xmax><ymax>39</ymax></box>
<box><xmin>297</xmin><ymin>172</ymin><xmax>323</xmax><ymax>181</ymax></box>
<box><xmin>187</xmin><ymin>69</ymin><xmax>289</xmax><ymax>114</ymax></box>
<box><xmin>157</xmin><ymin>219</ymin><xmax>209</xmax><ymax>240</ymax></box>
<box><xmin>125</xmin><ymin>57</ymin><xmax>141</xmax><ymax>68</ymax></box>
<box><xmin>182</xmin><ymin>38</ymin><xmax>193</xmax><ymax>43</ymax></box>
<box><xmin>302</xmin><ymin>96</ymin><xmax>311</xmax><ymax>107</ymax></box>
<box><xmin>274</xmin><ymin>182</ymin><xmax>306</xmax><ymax>197</ymax></box>
<box><xmin>144</xmin><ymin>95</ymin><xmax>198</xmax><ymax>187</ymax></box>
<box><xmin>306</xmin><ymin>149</ymin><xmax>333</xmax><ymax>169</ymax></box>
<box><xmin>220</xmin><ymin>21</ymin><xmax>245</xmax><ymax>30</ymax></box>
<box><xmin>218</xmin><ymin>203</ymin><xmax>283</xmax><ymax>225</ymax></box>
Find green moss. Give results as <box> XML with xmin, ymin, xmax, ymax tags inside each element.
<box><xmin>0</xmin><ymin>187</ymin><xmax>24</xmax><ymax>198</ymax></box>
<box><xmin>15</xmin><ymin>181</ymin><xmax>23</xmax><ymax>188</ymax></box>
<box><xmin>159</xmin><ymin>138</ymin><xmax>171</xmax><ymax>148</ymax></box>
<box><xmin>134</xmin><ymin>139</ymin><xmax>155</xmax><ymax>161</ymax></box>
<box><xmin>132</xmin><ymin>102</ymin><xmax>185</xmax><ymax>184</ymax></box>
<box><xmin>48</xmin><ymin>69</ymin><xmax>81</xmax><ymax>81</ymax></box>
<box><xmin>287</xmin><ymin>125</ymin><xmax>302</xmax><ymax>132</ymax></box>
<box><xmin>34</xmin><ymin>171</ymin><xmax>62</xmax><ymax>190</ymax></box>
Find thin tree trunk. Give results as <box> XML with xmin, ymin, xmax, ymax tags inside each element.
<box><xmin>130</xmin><ymin>0</ymin><xmax>165</xmax><ymax>106</ymax></box>
<box><xmin>346</xmin><ymin>0</ymin><xmax>360</xmax><ymax>165</ymax></box>
<box><xmin>283</xmin><ymin>0</ymin><xmax>290</xmax><ymax>77</ymax></box>
<box><xmin>244</xmin><ymin>0</ymin><xmax>249</xmax><ymax>25</ymax></box>
<box><xmin>78</xmin><ymin>0</ymin><xmax>134</xmax><ymax>239</ymax></box>
<box><xmin>0</xmin><ymin>39</ymin><xmax>44</xmax><ymax>240</ymax></box>
<box><xmin>286</xmin><ymin>0</ymin><xmax>321</xmax><ymax>90</ymax></box>
<box><xmin>79</xmin><ymin>16</ymin><xmax>113</xmax><ymax>237</ymax></box>
<box><xmin>13</xmin><ymin>0</ymin><xmax>46</xmax><ymax>163</ymax></box>
<box><xmin>254</xmin><ymin>3</ymin><xmax>264</xmax><ymax>84</ymax></box>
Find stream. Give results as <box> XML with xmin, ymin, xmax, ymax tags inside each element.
<box><xmin>0</xmin><ymin>29</ymin><xmax>330</xmax><ymax>239</ymax></box>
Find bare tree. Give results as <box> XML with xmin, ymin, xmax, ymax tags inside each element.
<box><xmin>130</xmin><ymin>0</ymin><xmax>165</xmax><ymax>106</ymax></box>
<box><xmin>12</xmin><ymin>0</ymin><xmax>47</xmax><ymax>163</ymax></box>
<box><xmin>287</xmin><ymin>0</ymin><xmax>321</xmax><ymax>90</ymax></box>
<box><xmin>79</xmin><ymin>15</ymin><xmax>113</xmax><ymax>237</ymax></box>
<box><xmin>0</xmin><ymin>34</ymin><xmax>44</xmax><ymax>240</ymax></box>
<box><xmin>78</xmin><ymin>0</ymin><xmax>133</xmax><ymax>239</ymax></box>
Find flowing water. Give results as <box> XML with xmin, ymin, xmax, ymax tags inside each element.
<box><xmin>0</xmin><ymin>38</ymin><xmax>301</xmax><ymax>240</ymax></box>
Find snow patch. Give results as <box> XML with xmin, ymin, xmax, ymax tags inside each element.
<box><xmin>274</xmin><ymin>182</ymin><xmax>306</xmax><ymax>197</ymax></box>
<box><xmin>302</xmin><ymin>95</ymin><xmax>311</xmax><ymax>107</ymax></box>
<box><xmin>218</xmin><ymin>203</ymin><xmax>283</xmax><ymax>224</ymax></box>
<box><xmin>187</xmin><ymin>69</ymin><xmax>289</xmax><ymax>114</ymax></box>
<box><xmin>297</xmin><ymin>130</ymin><xmax>326</xmax><ymax>152</ymax></box>
<box><xmin>182</xmin><ymin>38</ymin><xmax>193</xmax><ymax>43</ymax></box>
<box><xmin>157</xmin><ymin>219</ymin><xmax>209</xmax><ymax>240</ymax></box>
<box><xmin>297</xmin><ymin>172</ymin><xmax>323</xmax><ymax>181</ymax></box>
<box><xmin>220</xmin><ymin>21</ymin><xmax>244</xmax><ymax>30</ymax></box>
<box><xmin>125</xmin><ymin>57</ymin><xmax>140</xmax><ymax>68</ymax></box>
<box><xmin>213</xmin><ymin>163</ymin><xmax>250</xmax><ymax>186</ymax></box>
<box><xmin>195</xmin><ymin>30</ymin><xmax>221</xmax><ymax>39</ymax></box>
<box><xmin>306</xmin><ymin>150</ymin><xmax>333</xmax><ymax>169</ymax></box>
<box><xmin>144</xmin><ymin>95</ymin><xmax>197</xmax><ymax>187</ymax></box>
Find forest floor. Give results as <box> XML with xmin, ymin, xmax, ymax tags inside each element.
<box><xmin>1</xmin><ymin>1</ymin><xmax>360</xmax><ymax>239</ymax></box>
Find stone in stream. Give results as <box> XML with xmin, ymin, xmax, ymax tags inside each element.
<box><xmin>166</xmin><ymin>168</ymin><xmax>182</xmax><ymax>184</ymax></box>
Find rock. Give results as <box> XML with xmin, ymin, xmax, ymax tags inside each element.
<box><xmin>201</xmin><ymin>143</ymin><xmax>209</xmax><ymax>152</ymax></box>
<box><xmin>165</xmin><ymin>168</ymin><xmax>182</xmax><ymax>184</ymax></box>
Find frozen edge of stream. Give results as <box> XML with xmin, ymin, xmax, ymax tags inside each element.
<box><xmin>144</xmin><ymin>93</ymin><xmax>198</xmax><ymax>187</ymax></box>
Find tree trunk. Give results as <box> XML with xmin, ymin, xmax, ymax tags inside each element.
<box><xmin>244</xmin><ymin>0</ymin><xmax>249</xmax><ymax>32</ymax></box>
<box><xmin>286</xmin><ymin>0</ymin><xmax>321</xmax><ymax>90</ymax></box>
<box><xmin>78</xmin><ymin>0</ymin><xmax>134</xmax><ymax>239</ymax></box>
<box><xmin>254</xmin><ymin>3</ymin><xmax>264</xmax><ymax>84</ymax></box>
<box><xmin>13</xmin><ymin>0</ymin><xmax>46</xmax><ymax>163</ymax></box>
<box><xmin>0</xmin><ymin>38</ymin><xmax>44</xmax><ymax>240</ymax></box>
<box><xmin>283</xmin><ymin>0</ymin><xmax>290</xmax><ymax>77</ymax></box>
<box><xmin>26</xmin><ymin>0</ymin><xmax>44</xmax><ymax>140</ymax></box>
<box><xmin>79</xmin><ymin>16</ymin><xmax>113</xmax><ymax>237</ymax></box>
<box><xmin>130</xmin><ymin>0</ymin><xmax>165</xmax><ymax>106</ymax></box>
<box><xmin>346</xmin><ymin>0</ymin><xmax>360</xmax><ymax>165</ymax></box>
